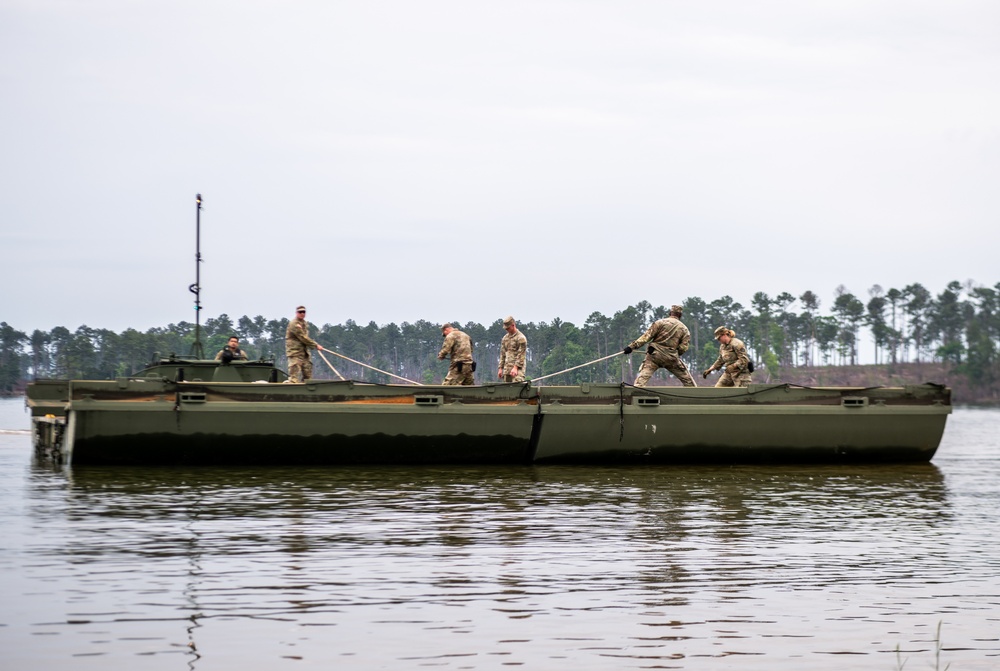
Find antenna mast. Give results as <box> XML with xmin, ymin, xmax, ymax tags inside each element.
<box><xmin>189</xmin><ymin>193</ymin><xmax>205</xmax><ymax>358</ymax></box>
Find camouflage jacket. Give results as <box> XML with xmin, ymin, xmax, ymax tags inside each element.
<box><xmin>498</xmin><ymin>329</ymin><xmax>527</xmax><ymax>374</ymax></box>
<box><xmin>628</xmin><ymin>317</ymin><xmax>690</xmax><ymax>355</ymax></box>
<box><xmin>285</xmin><ymin>318</ymin><xmax>318</xmax><ymax>357</ymax></box>
<box><xmin>214</xmin><ymin>347</ymin><xmax>248</xmax><ymax>361</ymax></box>
<box><xmin>709</xmin><ymin>337</ymin><xmax>750</xmax><ymax>373</ymax></box>
<box><xmin>438</xmin><ymin>330</ymin><xmax>473</xmax><ymax>363</ymax></box>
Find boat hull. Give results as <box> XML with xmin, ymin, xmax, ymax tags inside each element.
<box><xmin>34</xmin><ymin>379</ymin><xmax>951</xmax><ymax>465</ymax></box>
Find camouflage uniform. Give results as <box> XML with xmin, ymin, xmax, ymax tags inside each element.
<box><xmin>498</xmin><ymin>329</ymin><xmax>528</xmax><ymax>382</ymax></box>
<box><xmin>285</xmin><ymin>317</ymin><xmax>319</xmax><ymax>383</ymax></box>
<box><xmin>627</xmin><ymin>316</ymin><xmax>696</xmax><ymax>387</ymax></box>
<box><xmin>214</xmin><ymin>347</ymin><xmax>248</xmax><ymax>361</ymax></box>
<box><xmin>706</xmin><ymin>336</ymin><xmax>752</xmax><ymax>388</ymax></box>
<box><xmin>438</xmin><ymin>329</ymin><xmax>475</xmax><ymax>385</ymax></box>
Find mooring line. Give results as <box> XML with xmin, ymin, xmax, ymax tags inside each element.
<box><xmin>316</xmin><ymin>350</ymin><xmax>346</xmax><ymax>381</ymax></box>
<box><xmin>322</xmin><ymin>348</ymin><xmax>424</xmax><ymax>385</ymax></box>
<box><xmin>529</xmin><ymin>352</ymin><xmax>623</xmax><ymax>384</ymax></box>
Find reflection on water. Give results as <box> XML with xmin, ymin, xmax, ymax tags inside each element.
<box><xmin>2</xmin><ymin>404</ymin><xmax>999</xmax><ymax>670</ymax></box>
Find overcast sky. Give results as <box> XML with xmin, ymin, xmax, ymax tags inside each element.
<box><xmin>2</xmin><ymin>0</ymin><xmax>998</xmax><ymax>335</ymax></box>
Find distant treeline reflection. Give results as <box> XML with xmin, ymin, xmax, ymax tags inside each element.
<box><xmin>1</xmin><ymin>280</ymin><xmax>998</xmax><ymax>392</ymax></box>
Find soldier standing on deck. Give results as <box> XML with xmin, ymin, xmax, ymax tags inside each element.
<box><xmin>702</xmin><ymin>326</ymin><xmax>752</xmax><ymax>387</ymax></box>
<box><xmin>497</xmin><ymin>316</ymin><xmax>527</xmax><ymax>383</ymax></box>
<box><xmin>438</xmin><ymin>323</ymin><xmax>475</xmax><ymax>385</ymax></box>
<box><xmin>285</xmin><ymin>306</ymin><xmax>325</xmax><ymax>383</ymax></box>
<box><xmin>624</xmin><ymin>305</ymin><xmax>696</xmax><ymax>387</ymax></box>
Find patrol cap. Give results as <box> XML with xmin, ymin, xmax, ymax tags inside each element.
<box><xmin>670</xmin><ymin>304</ymin><xmax>683</xmax><ymax>315</ymax></box>
<box><xmin>502</xmin><ymin>315</ymin><xmax>515</xmax><ymax>326</ymax></box>
<box><xmin>713</xmin><ymin>326</ymin><xmax>729</xmax><ymax>339</ymax></box>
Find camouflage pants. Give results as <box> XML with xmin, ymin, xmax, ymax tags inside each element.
<box><xmin>502</xmin><ymin>371</ymin><xmax>525</xmax><ymax>383</ymax></box>
<box><xmin>443</xmin><ymin>361</ymin><xmax>475</xmax><ymax>386</ymax></box>
<box><xmin>287</xmin><ymin>355</ymin><xmax>313</xmax><ymax>383</ymax></box>
<box><xmin>634</xmin><ymin>350</ymin><xmax>696</xmax><ymax>387</ymax></box>
<box><xmin>715</xmin><ymin>370</ymin><xmax>751</xmax><ymax>388</ymax></box>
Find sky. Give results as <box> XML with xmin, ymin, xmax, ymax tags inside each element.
<box><xmin>2</xmin><ymin>0</ymin><xmax>998</xmax><ymax>335</ymax></box>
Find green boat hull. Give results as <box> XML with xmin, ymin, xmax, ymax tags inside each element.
<box><xmin>29</xmin><ymin>372</ymin><xmax>951</xmax><ymax>465</ymax></box>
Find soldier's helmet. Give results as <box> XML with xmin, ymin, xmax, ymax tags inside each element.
<box><xmin>713</xmin><ymin>326</ymin><xmax>729</xmax><ymax>339</ymax></box>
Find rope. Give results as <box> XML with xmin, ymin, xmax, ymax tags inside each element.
<box><xmin>321</xmin><ymin>348</ymin><xmax>424</xmax><ymax>385</ymax></box>
<box><xmin>529</xmin><ymin>352</ymin><xmax>623</xmax><ymax>384</ymax></box>
<box><xmin>316</xmin><ymin>350</ymin><xmax>346</xmax><ymax>381</ymax></box>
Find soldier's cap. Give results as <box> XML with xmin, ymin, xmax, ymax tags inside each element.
<box><xmin>670</xmin><ymin>304</ymin><xmax>683</xmax><ymax>315</ymax></box>
<box><xmin>296</xmin><ymin>305</ymin><xmax>306</xmax><ymax>312</ymax></box>
<box><xmin>502</xmin><ymin>315</ymin><xmax>515</xmax><ymax>326</ymax></box>
<box><xmin>713</xmin><ymin>326</ymin><xmax>731</xmax><ymax>339</ymax></box>
<box><xmin>441</xmin><ymin>323</ymin><xmax>452</xmax><ymax>332</ymax></box>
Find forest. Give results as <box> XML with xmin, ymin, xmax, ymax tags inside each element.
<box><xmin>2</xmin><ymin>280</ymin><xmax>998</xmax><ymax>399</ymax></box>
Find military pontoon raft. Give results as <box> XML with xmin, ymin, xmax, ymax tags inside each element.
<box><xmin>26</xmin><ymin>355</ymin><xmax>951</xmax><ymax>466</ymax></box>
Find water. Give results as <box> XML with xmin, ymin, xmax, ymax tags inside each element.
<box><xmin>1</xmin><ymin>397</ymin><xmax>998</xmax><ymax>670</ymax></box>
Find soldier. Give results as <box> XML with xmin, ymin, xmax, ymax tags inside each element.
<box><xmin>285</xmin><ymin>306</ymin><xmax>325</xmax><ymax>383</ymax></box>
<box><xmin>497</xmin><ymin>315</ymin><xmax>527</xmax><ymax>382</ymax></box>
<box><xmin>438</xmin><ymin>323</ymin><xmax>475</xmax><ymax>385</ymax></box>
<box><xmin>702</xmin><ymin>327</ymin><xmax>752</xmax><ymax>388</ymax></box>
<box><xmin>623</xmin><ymin>304</ymin><xmax>696</xmax><ymax>387</ymax></box>
<box><xmin>214</xmin><ymin>335</ymin><xmax>249</xmax><ymax>363</ymax></box>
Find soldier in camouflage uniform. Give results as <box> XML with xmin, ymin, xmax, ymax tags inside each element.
<box><xmin>624</xmin><ymin>305</ymin><xmax>696</xmax><ymax>387</ymax></box>
<box><xmin>497</xmin><ymin>315</ymin><xmax>527</xmax><ymax>383</ymax></box>
<box><xmin>702</xmin><ymin>326</ymin><xmax>752</xmax><ymax>388</ymax></box>
<box><xmin>438</xmin><ymin>323</ymin><xmax>475</xmax><ymax>385</ymax></box>
<box><xmin>285</xmin><ymin>306</ymin><xmax>325</xmax><ymax>383</ymax></box>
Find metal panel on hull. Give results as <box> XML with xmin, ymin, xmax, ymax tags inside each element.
<box><xmin>66</xmin><ymin>381</ymin><xmax>539</xmax><ymax>465</ymax></box>
<box><xmin>532</xmin><ymin>403</ymin><xmax>950</xmax><ymax>463</ymax></box>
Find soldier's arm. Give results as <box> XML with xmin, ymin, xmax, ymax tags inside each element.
<box><xmin>438</xmin><ymin>334</ymin><xmax>452</xmax><ymax>360</ymax></box>
<box><xmin>734</xmin><ymin>342</ymin><xmax>750</xmax><ymax>371</ymax></box>
<box><xmin>515</xmin><ymin>337</ymin><xmax>527</xmax><ymax>369</ymax></box>
<box><xmin>677</xmin><ymin>329</ymin><xmax>691</xmax><ymax>355</ymax></box>
<box><xmin>291</xmin><ymin>324</ymin><xmax>319</xmax><ymax>349</ymax></box>
<box><xmin>628</xmin><ymin>324</ymin><xmax>657</xmax><ymax>351</ymax></box>
<box><xmin>707</xmin><ymin>353</ymin><xmax>723</xmax><ymax>372</ymax></box>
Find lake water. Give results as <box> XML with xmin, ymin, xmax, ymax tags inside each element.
<box><xmin>0</xmin><ymin>397</ymin><xmax>998</xmax><ymax>670</ymax></box>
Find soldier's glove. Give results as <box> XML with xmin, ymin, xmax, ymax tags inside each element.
<box><xmin>725</xmin><ymin>363</ymin><xmax>738</xmax><ymax>374</ymax></box>
<box><xmin>701</xmin><ymin>369</ymin><xmax>710</xmax><ymax>379</ymax></box>
<box><xmin>623</xmin><ymin>346</ymin><xmax>633</xmax><ymax>355</ymax></box>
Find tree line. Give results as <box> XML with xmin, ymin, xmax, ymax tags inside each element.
<box><xmin>1</xmin><ymin>280</ymin><xmax>998</xmax><ymax>393</ymax></box>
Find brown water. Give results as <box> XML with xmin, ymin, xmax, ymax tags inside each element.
<box><xmin>0</xmin><ymin>399</ymin><xmax>998</xmax><ymax>670</ymax></box>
